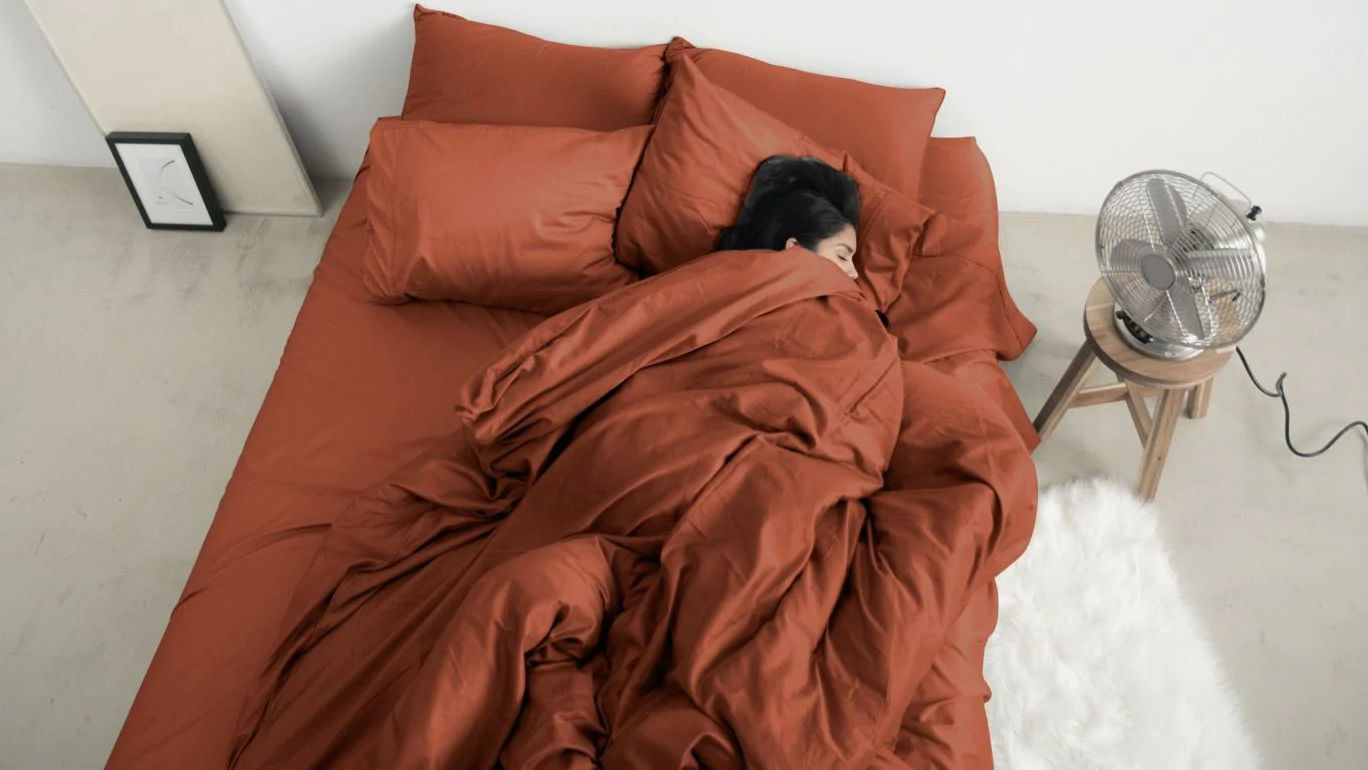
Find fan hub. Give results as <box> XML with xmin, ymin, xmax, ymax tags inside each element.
<box><xmin>1140</xmin><ymin>253</ymin><xmax>1176</xmax><ymax>290</ymax></box>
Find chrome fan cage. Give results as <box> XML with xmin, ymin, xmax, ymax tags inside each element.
<box><xmin>1095</xmin><ymin>170</ymin><xmax>1266</xmax><ymax>356</ymax></box>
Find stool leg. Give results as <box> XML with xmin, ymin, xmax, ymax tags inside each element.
<box><xmin>1137</xmin><ymin>389</ymin><xmax>1183</xmax><ymax>500</ymax></box>
<box><xmin>1124</xmin><ymin>381</ymin><xmax>1153</xmax><ymax>443</ymax></box>
<box><xmin>1186</xmin><ymin>377</ymin><xmax>1213</xmax><ymax>419</ymax></box>
<box><xmin>1033</xmin><ymin>343</ymin><xmax>1098</xmax><ymax>440</ymax></box>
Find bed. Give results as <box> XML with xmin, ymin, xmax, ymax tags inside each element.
<box><xmin>107</xmin><ymin>8</ymin><xmax>1038</xmax><ymax>768</ymax></box>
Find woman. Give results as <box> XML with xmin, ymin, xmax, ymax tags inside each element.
<box><xmin>717</xmin><ymin>155</ymin><xmax>860</xmax><ymax>280</ymax></box>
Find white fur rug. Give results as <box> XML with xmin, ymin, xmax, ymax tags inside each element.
<box><xmin>985</xmin><ymin>478</ymin><xmax>1261</xmax><ymax>769</ymax></box>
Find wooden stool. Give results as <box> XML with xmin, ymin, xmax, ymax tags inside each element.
<box><xmin>1033</xmin><ymin>279</ymin><xmax>1232</xmax><ymax>500</ymax></box>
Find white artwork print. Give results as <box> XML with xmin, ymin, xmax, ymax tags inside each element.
<box><xmin>115</xmin><ymin>143</ymin><xmax>213</xmax><ymax>226</ymax></box>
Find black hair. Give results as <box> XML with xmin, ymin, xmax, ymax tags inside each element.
<box><xmin>716</xmin><ymin>155</ymin><xmax>860</xmax><ymax>252</ymax></box>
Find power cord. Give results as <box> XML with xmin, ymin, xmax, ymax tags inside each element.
<box><xmin>1235</xmin><ymin>346</ymin><xmax>1368</xmax><ymax>458</ymax></box>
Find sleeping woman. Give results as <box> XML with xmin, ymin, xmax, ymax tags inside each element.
<box><xmin>716</xmin><ymin>155</ymin><xmax>861</xmax><ymax>281</ymax></box>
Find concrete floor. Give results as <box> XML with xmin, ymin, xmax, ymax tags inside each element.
<box><xmin>2</xmin><ymin>162</ymin><xmax>1366</xmax><ymax>769</ymax></box>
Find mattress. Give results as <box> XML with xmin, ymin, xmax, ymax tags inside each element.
<box><xmin>106</xmin><ymin>137</ymin><xmax>1035</xmax><ymax>768</ymax></box>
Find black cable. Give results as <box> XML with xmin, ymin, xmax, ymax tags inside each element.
<box><xmin>1235</xmin><ymin>346</ymin><xmax>1368</xmax><ymax>458</ymax></box>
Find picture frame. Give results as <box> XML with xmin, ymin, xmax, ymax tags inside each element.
<box><xmin>106</xmin><ymin>132</ymin><xmax>226</xmax><ymax>231</ymax></box>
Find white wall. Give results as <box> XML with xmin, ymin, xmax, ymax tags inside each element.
<box><xmin>13</xmin><ymin>0</ymin><xmax>1368</xmax><ymax>225</ymax></box>
<box><xmin>20</xmin><ymin>0</ymin><xmax>319</xmax><ymax>215</ymax></box>
<box><xmin>222</xmin><ymin>0</ymin><xmax>1368</xmax><ymax>227</ymax></box>
<box><xmin>0</xmin><ymin>0</ymin><xmax>110</xmax><ymax>167</ymax></box>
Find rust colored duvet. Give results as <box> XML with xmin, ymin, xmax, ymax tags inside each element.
<box><xmin>108</xmin><ymin>140</ymin><xmax>1036</xmax><ymax>769</ymax></box>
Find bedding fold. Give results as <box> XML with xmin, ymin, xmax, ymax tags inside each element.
<box><xmin>227</xmin><ymin>246</ymin><xmax>1035</xmax><ymax>769</ymax></box>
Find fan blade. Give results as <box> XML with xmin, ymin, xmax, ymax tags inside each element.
<box><xmin>1108</xmin><ymin>238</ymin><xmax>1157</xmax><ymax>272</ymax></box>
<box><xmin>1109</xmin><ymin>239</ymin><xmax>1167</xmax><ymax>319</ymax></box>
<box><xmin>1165</xmin><ymin>286</ymin><xmax>1207</xmax><ymax>339</ymax></box>
<box><xmin>1146</xmin><ymin>177</ymin><xmax>1188</xmax><ymax>244</ymax></box>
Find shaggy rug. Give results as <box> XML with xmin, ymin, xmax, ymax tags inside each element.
<box><xmin>986</xmin><ymin>478</ymin><xmax>1262</xmax><ymax>769</ymax></box>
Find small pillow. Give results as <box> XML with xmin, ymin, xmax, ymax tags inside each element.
<box><xmin>362</xmin><ymin>119</ymin><xmax>649</xmax><ymax>314</ymax></box>
<box><xmin>403</xmin><ymin>6</ymin><xmax>667</xmax><ymax>130</ymax></box>
<box><xmin>666</xmin><ymin>38</ymin><xmax>944</xmax><ymax>200</ymax></box>
<box><xmin>616</xmin><ymin>55</ymin><xmax>930</xmax><ymax>311</ymax></box>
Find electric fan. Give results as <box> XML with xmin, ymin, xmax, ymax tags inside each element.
<box><xmin>1095</xmin><ymin>170</ymin><xmax>1266</xmax><ymax>359</ymax></box>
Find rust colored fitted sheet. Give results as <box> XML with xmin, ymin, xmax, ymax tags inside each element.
<box><xmin>107</xmin><ymin>138</ymin><xmax>1036</xmax><ymax>769</ymax></box>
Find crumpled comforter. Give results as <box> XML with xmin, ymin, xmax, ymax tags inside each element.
<box><xmin>227</xmin><ymin>247</ymin><xmax>1036</xmax><ymax>769</ymax></box>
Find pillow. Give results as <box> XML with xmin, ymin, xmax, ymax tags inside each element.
<box><xmin>362</xmin><ymin>118</ymin><xmax>650</xmax><ymax>314</ymax></box>
<box><xmin>615</xmin><ymin>54</ymin><xmax>930</xmax><ymax>311</ymax></box>
<box><xmin>884</xmin><ymin>136</ymin><xmax>1036</xmax><ymax>361</ymax></box>
<box><xmin>917</xmin><ymin>137</ymin><xmax>999</xmax><ymax>217</ymax></box>
<box><xmin>403</xmin><ymin>6</ymin><xmax>667</xmax><ymax>130</ymax></box>
<box><xmin>666</xmin><ymin>38</ymin><xmax>944</xmax><ymax>200</ymax></box>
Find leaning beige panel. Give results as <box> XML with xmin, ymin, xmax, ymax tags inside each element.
<box><xmin>24</xmin><ymin>0</ymin><xmax>318</xmax><ymax>216</ymax></box>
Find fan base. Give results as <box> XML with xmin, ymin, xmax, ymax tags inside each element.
<box><xmin>1112</xmin><ymin>307</ymin><xmax>1202</xmax><ymax>360</ymax></box>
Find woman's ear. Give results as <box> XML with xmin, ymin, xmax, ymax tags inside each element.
<box><xmin>784</xmin><ymin>237</ymin><xmax>798</xmax><ymax>249</ymax></box>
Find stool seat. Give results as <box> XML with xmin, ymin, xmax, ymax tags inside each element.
<box><xmin>1083</xmin><ymin>279</ymin><xmax>1230</xmax><ymax>389</ymax></box>
<box><xmin>1033</xmin><ymin>279</ymin><xmax>1233</xmax><ymax>500</ymax></box>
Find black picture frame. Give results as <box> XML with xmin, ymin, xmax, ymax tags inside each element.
<box><xmin>106</xmin><ymin>131</ymin><xmax>226</xmax><ymax>232</ymax></box>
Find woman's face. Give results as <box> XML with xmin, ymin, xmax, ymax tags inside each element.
<box><xmin>787</xmin><ymin>223</ymin><xmax>858</xmax><ymax>280</ymax></box>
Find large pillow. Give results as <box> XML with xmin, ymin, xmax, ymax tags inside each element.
<box><xmin>403</xmin><ymin>6</ymin><xmax>667</xmax><ymax>130</ymax></box>
<box><xmin>616</xmin><ymin>54</ymin><xmax>930</xmax><ymax>311</ymax></box>
<box><xmin>362</xmin><ymin>118</ymin><xmax>649</xmax><ymax>314</ymax></box>
<box><xmin>918</xmin><ymin>138</ymin><xmax>1033</xmax><ymax>353</ymax></box>
<box><xmin>917</xmin><ymin>137</ymin><xmax>999</xmax><ymax>217</ymax></box>
<box><xmin>885</xmin><ymin>137</ymin><xmax>1037</xmax><ymax>361</ymax></box>
<box><xmin>666</xmin><ymin>38</ymin><xmax>943</xmax><ymax>200</ymax></box>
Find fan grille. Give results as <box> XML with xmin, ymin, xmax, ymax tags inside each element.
<box><xmin>1095</xmin><ymin>171</ymin><xmax>1265</xmax><ymax>348</ymax></box>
